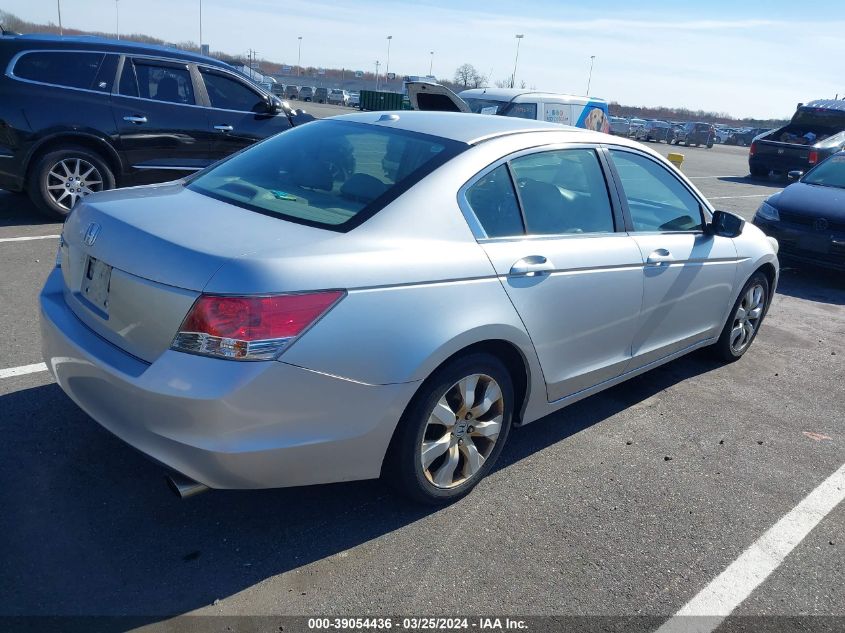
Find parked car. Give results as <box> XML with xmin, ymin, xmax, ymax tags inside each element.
<box><xmin>327</xmin><ymin>89</ymin><xmax>350</xmax><ymax>106</ymax></box>
<box><xmin>609</xmin><ymin>116</ymin><xmax>630</xmax><ymax>136</ymax></box>
<box><xmin>635</xmin><ymin>120</ymin><xmax>673</xmax><ymax>143</ymax></box>
<box><xmin>271</xmin><ymin>83</ymin><xmax>286</xmax><ymax>97</ymax></box>
<box><xmin>299</xmin><ymin>86</ymin><xmax>315</xmax><ymax>101</ymax></box>
<box><xmin>674</xmin><ymin>122</ymin><xmax>715</xmax><ymax>148</ymax></box>
<box><xmin>713</xmin><ymin>127</ymin><xmax>734</xmax><ymax>144</ymax></box>
<box><xmin>626</xmin><ymin>118</ymin><xmax>645</xmax><ymax>137</ymax></box>
<box><xmin>0</xmin><ymin>34</ymin><xmax>315</xmax><ymax>218</ymax></box>
<box><xmin>406</xmin><ymin>84</ymin><xmax>611</xmax><ymax>132</ymax></box>
<box><xmin>348</xmin><ymin>92</ymin><xmax>360</xmax><ymax>107</ymax></box>
<box><xmin>753</xmin><ymin>151</ymin><xmax>845</xmax><ymax>270</ymax></box>
<box><xmin>728</xmin><ymin>127</ymin><xmax>770</xmax><ymax>147</ymax></box>
<box><xmin>41</xmin><ymin>111</ymin><xmax>779</xmax><ymax>504</ymax></box>
<box><xmin>749</xmin><ymin>100</ymin><xmax>845</xmax><ymax>179</ymax></box>
<box><xmin>284</xmin><ymin>84</ymin><xmax>300</xmax><ymax>100</ymax></box>
<box><xmin>314</xmin><ymin>87</ymin><xmax>328</xmax><ymax>103</ymax></box>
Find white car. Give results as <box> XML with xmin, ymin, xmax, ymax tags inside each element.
<box><xmin>327</xmin><ymin>88</ymin><xmax>350</xmax><ymax>106</ymax></box>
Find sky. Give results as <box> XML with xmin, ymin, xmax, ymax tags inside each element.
<box><xmin>4</xmin><ymin>0</ymin><xmax>845</xmax><ymax>119</ymax></box>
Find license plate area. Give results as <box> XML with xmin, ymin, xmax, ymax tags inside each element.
<box><xmin>81</xmin><ymin>256</ymin><xmax>112</xmax><ymax>315</ymax></box>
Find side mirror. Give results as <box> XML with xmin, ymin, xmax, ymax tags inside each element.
<box><xmin>708</xmin><ymin>210</ymin><xmax>745</xmax><ymax>238</ymax></box>
<box><xmin>264</xmin><ymin>95</ymin><xmax>284</xmax><ymax>114</ymax></box>
<box><xmin>787</xmin><ymin>170</ymin><xmax>803</xmax><ymax>182</ymax></box>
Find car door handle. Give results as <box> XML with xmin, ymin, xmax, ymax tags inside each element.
<box><xmin>509</xmin><ymin>255</ymin><xmax>554</xmax><ymax>277</ymax></box>
<box><xmin>123</xmin><ymin>115</ymin><xmax>148</xmax><ymax>124</ymax></box>
<box><xmin>646</xmin><ymin>249</ymin><xmax>675</xmax><ymax>266</ymax></box>
<box><xmin>214</xmin><ymin>124</ymin><xmax>234</xmax><ymax>132</ymax></box>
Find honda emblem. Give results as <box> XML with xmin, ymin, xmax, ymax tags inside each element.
<box><xmin>83</xmin><ymin>222</ymin><xmax>101</xmax><ymax>246</ymax></box>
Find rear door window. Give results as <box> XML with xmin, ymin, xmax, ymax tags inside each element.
<box><xmin>509</xmin><ymin>148</ymin><xmax>615</xmax><ymax>235</ymax></box>
<box><xmin>503</xmin><ymin>102</ymin><xmax>537</xmax><ymax>120</ymax></box>
<box><xmin>127</xmin><ymin>60</ymin><xmax>195</xmax><ymax>104</ymax></box>
<box><xmin>200</xmin><ymin>68</ymin><xmax>265</xmax><ymax>112</ymax></box>
<box><xmin>14</xmin><ymin>51</ymin><xmax>113</xmax><ymax>91</ymax></box>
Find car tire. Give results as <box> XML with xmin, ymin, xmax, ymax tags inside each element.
<box><xmin>713</xmin><ymin>272</ymin><xmax>770</xmax><ymax>363</ymax></box>
<box><xmin>384</xmin><ymin>353</ymin><xmax>514</xmax><ymax>504</ymax></box>
<box><xmin>27</xmin><ymin>145</ymin><xmax>115</xmax><ymax>220</ymax></box>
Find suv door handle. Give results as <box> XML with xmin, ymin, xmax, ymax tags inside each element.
<box><xmin>509</xmin><ymin>255</ymin><xmax>554</xmax><ymax>277</ymax></box>
<box><xmin>214</xmin><ymin>124</ymin><xmax>234</xmax><ymax>132</ymax></box>
<box><xmin>646</xmin><ymin>249</ymin><xmax>675</xmax><ymax>265</ymax></box>
<box><xmin>123</xmin><ymin>115</ymin><xmax>148</xmax><ymax>124</ymax></box>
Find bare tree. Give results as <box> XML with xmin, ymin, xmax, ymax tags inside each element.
<box><xmin>454</xmin><ymin>63</ymin><xmax>486</xmax><ymax>88</ymax></box>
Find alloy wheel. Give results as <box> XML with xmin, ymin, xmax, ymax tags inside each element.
<box><xmin>420</xmin><ymin>373</ymin><xmax>504</xmax><ymax>489</ymax></box>
<box><xmin>730</xmin><ymin>283</ymin><xmax>765</xmax><ymax>355</ymax></box>
<box><xmin>45</xmin><ymin>158</ymin><xmax>104</xmax><ymax>211</ymax></box>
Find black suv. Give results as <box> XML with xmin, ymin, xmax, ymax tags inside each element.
<box><xmin>673</xmin><ymin>122</ymin><xmax>714</xmax><ymax>148</ymax></box>
<box><xmin>0</xmin><ymin>34</ymin><xmax>313</xmax><ymax>217</ymax></box>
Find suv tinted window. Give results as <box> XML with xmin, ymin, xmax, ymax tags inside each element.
<box><xmin>127</xmin><ymin>60</ymin><xmax>195</xmax><ymax>104</ymax></box>
<box><xmin>200</xmin><ymin>68</ymin><xmax>264</xmax><ymax>111</ymax></box>
<box><xmin>609</xmin><ymin>150</ymin><xmax>703</xmax><ymax>232</ymax></box>
<box><xmin>14</xmin><ymin>51</ymin><xmax>108</xmax><ymax>90</ymax></box>
<box><xmin>188</xmin><ymin>120</ymin><xmax>465</xmax><ymax>231</ymax></box>
<box><xmin>509</xmin><ymin>149</ymin><xmax>615</xmax><ymax>235</ymax></box>
<box><xmin>466</xmin><ymin>165</ymin><xmax>524</xmax><ymax>238</ymax></box>
<box><xmin>503</xmin><ymin>103</ymin><xmax>537</xmax><ymax>120</ymax></box>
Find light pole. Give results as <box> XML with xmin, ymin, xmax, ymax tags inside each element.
<box><xmin>56</xmin><ymin>0</ymin><xmax>63</xmax><ymax>35</ymax></box>
<box><xmin>115</xmin><ymin>0</ymin><xmax>119</xmax><ymax>40</ymax></box>
<box><xmin>375</xmin><ymin>60</ymin><xmax>380</xmax><ymax>91</ymax></box>
<box><xmin>199</xmin><ymin>0</ymin><xmax>202</xmax><ymax>50</ymax></box>
<box><xmin>429</xmin><ymin>51</ymin><xmax>434</xmax><ymax>76</ymax></box>
<box><xmin>510</xmin><ymin>34</ymin><xmax>524</xmax><ymax>89</ymax></box>
<box><xmin>385</xmin><ymin>36</ymin><xmax>393</xmax><ymax>87</ymax></box>
<box><xmin>586</xmin><ymin>55</ymin><xmax>596</xmax><ymax>96</ymax></box>
<box><xmin>297</xmin><ymin>36</ymin><xmax>303</xmax><ymax>76</ymax></box>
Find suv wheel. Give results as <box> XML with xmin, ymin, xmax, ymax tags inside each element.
<box><xmin>385</xmin><ymin>353</ymin><xmax>514</xmax><ymax>504</ymax></box>
<box><xmin>28</xmin><ymin>146</ymin><xmax>115</xmax><ymax>219</ymax></box>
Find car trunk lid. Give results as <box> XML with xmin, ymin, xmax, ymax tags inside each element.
<box><xmin>60</xmin><ymin>181</ymin><xmax>338</xmax><ymax>362</ymax></box>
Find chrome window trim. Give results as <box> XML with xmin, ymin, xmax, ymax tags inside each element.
<box><xmin>131</xmin><ymin>165</ymin><xmax>204</xmax><ymax>171</ymax></box>
<box><xmin>457</xmin><ymin>142</ymin><xmax>619</xmax><ymax>241</ymax></box>
<box><xmin>5</xmin><ymin>49</ymin><xmax>119</xmax><ymax>95</ymax></box>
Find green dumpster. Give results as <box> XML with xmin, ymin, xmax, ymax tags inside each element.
<box><xmin>359</xmin><ymin>90</ymin><xmax>404</xmax><ymax>111</ymax></box>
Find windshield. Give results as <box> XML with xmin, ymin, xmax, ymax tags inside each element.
<box><xmin>188</xmin><ymin>120</ymin><xmax>466</xmax><ymax>231</ymax></box>
<box><xmin>462</xmin><ymin>97</ymin><xmax>537</xmax><ymax>120</ymax></box>
<box><xmin>802</xmin><ymin>154</ymin><xmax>845</xmax><ymax>188</ymax></box>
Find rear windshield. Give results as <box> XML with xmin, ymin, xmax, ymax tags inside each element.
<box><xmin>463</xmin><ymin>98</ymin><xmax>537</xmax><ymax>120</ymax></box>
<box><xmin>793</xmin><ymin>107</ymin><xmax>845</xmax><ymax>131</ymax></box>
<box><xmin>188</xmin><ymin>120</ymin><xmax>466</xmax><ymax>231</ymax></box>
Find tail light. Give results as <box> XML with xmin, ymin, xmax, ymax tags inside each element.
<box><xmin>749</xmin><ymin>142</ymin><xmax>757</xmax><ymax>157</ymax></box>
<box><xmin>171</xmin><ymin>291</ymin><xmax>345</xmax><ymax>360</ymax></box>
<box><xmin>808</xmin><ymin>150</ymin><xmax>819</xmax><ymax>165</ymax></box>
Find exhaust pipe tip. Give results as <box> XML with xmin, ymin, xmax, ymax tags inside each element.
<box><xmin>166</xmin><ymin>472</ymin><xmax>209</xmax><ymax>499</ymax></box>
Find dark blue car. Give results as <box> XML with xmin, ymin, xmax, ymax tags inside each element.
<box><xmin>753</xmin><ymin>151</ymin><xmax>845</xmax><ymax>271</ymax></box>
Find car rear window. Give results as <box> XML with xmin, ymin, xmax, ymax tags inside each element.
<box><xmin>188</xmin><ymin>120</ymin><xmax>466</xmax><ymax>231</ymax></box>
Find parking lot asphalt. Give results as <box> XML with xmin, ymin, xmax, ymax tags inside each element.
<box><xmin>0</xmin><ymin>139</ymin><xmax>842</xmax><ymax>631</ymax></box>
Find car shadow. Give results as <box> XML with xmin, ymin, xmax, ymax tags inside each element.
<box><xmin>775</xmin><ymin>261</ymin><xmax>845</xmax><ymax>305</ymax></box>
<box><xmin>717</xmin><ymin>176</ymin><xmax>787</xmax><ymax>187</ymax></box>
<box><xmin>1</xmin><ymin>351</ymin><xmax>724</xmax><ymax>628</ymax></box>
<box><xmin>0</xmin><ymin>190</ymin><xmax>51</xmax><ymax>227</ymax></box>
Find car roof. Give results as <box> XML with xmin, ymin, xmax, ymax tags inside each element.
<box><xmin>458</xmin><ymin>87</ymin><xmax>606</xmax><ymax>103</ymax></box>
<box><xmin>804</xmin><ymin>99</ymin><xmax>845</xmax><ymax>112</ymax></box>
<box><xmin>6</xmin><ymin>33</ymin><xmax>227</xmax><ymax>67</ymax></box>
<box><xmin>330</xmin><ymin>110</ymin><xmax>623</xmax><ymax>145</ymax></box>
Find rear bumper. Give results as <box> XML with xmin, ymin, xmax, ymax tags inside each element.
<box><xmin>40</xmin><ymin>267</ymin><xmax>419</xmax><ymax>490</ymax></box>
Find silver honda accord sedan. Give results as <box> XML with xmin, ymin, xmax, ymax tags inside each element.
<box><xmin>41</xmin><ymin>111</ymin><xmax>779</xmax><ymax>503</ymax></box>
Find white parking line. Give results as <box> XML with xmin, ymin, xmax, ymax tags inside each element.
<box><xmin>0</xmin><ymin>362</ymin><xmax>48</xmax><ymax>379</ymax></box>
<box><xmin>655</xmin><ymin>462</ymin><xmax>845</xmax><ymax>633</ymax></box>
<box><xmin>0</xmin><ymin>234</ymin><xmax>60</xmax><ymax>243</ymax></box>
<box><xmin>708</xmin><ymin>194</ymin><xmax>770</xmax><ymax>200</ymax></box>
